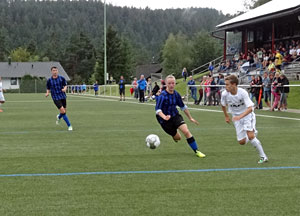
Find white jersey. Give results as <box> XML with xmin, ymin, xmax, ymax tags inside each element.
<box><xmin>221</xmin><ymin>88</ymin><xmax>254</xmax><ymax>116</ymax></box>
<box><xmin>0</xmin><ymin>81</ymin><xmax>4</xmax><ymax>101</ymax></box>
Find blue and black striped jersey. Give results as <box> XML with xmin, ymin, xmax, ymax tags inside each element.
<box><xmin>46</xmin><ymin>75</ymin><xmax>67</xmax><ymax>100</ymax></box>
<box><xmin>155</xmin><ymin>90</ymin><xmax>187</xmax><ymax>123</ymax></box>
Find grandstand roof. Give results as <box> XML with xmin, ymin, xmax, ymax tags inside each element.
<box><xmin>0</xmin><ymin>62</ymin><xmax>70</xmax><ymax>80</ymax></box>
<box><xmin>216</xmin><ymin>0</ymin><xmax>300</xmax><ymax>31</ymax></box>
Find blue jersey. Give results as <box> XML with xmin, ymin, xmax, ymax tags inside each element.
<box><xmin>46</xmin><ymin>75</ymin><xmax>67</xmax><ymax>100</ymax></box>
<box><xmin>93</xmin><ymin>83</ymin><xmax>99</xmax><ymax>91</ymax></box>
<box><xmin>119</xmin><ymin>79</ymin><xmax>125</xmax><ymax>89</ymax></box>
<box><xmin>155</xmin><ymin>90</ymin><xmax>187</xmax><ymax>123</ymax></box>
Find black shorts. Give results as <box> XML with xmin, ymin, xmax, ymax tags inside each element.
<box><xmin>53</xmin><ymin>99</ymin><xmax>66</xmax><ymax>109</ymax></box>
<box><xmin>119</xmin><ymin>88</ymin><xmax>125</xmax><ymax>95</ymax></box>
<box><xmin>157</xmin><ymin>114</ymin><xmax>185</xmax><ymax>137</ymax></box>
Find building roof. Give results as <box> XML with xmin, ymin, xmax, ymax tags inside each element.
<box><xmin>0</xmin><ymin>62</ymin><xmax>70</xmax><ymax>80</ymax></box>
<box><xmin>136</xmin><ymin>63</ymin><xmax>162</xmax><ymax>79</ymax></box>
<box><xmin>216</xmin><ymin>0</ymin><xmax>300</xmax><ymax>31</ymax></box>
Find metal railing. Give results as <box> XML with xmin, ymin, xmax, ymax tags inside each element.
<box><xmin>191</xmin><ymin>55</ymin><xmax>223</xmax><ymax>76</ymax></box>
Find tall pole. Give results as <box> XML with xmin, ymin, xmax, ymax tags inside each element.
<box><xmin>104</xmin><ymin>0</ymin><xmax>107</xmax><ymax>85</ymax></box>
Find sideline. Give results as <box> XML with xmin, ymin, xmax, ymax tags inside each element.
<box><xmin>1</xmin><ymin>166</ymin><xmax>300</xmax><ymax>177</ymax></box>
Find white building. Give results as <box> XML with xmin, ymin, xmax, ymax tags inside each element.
<box><xmin>0</xmin><ymin>61</ymin><xmax>70</xmax><ymax>89</ymax></box>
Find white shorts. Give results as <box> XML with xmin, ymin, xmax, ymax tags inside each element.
<box><xmin>0</xmin><ymin>92</ymin><xmax>5</xmax><ymax>101</ymax></box>
<box><xmin>233</xmin><ymin>112</ymin><xmax>257</xmax><ymax>141</ymax></box>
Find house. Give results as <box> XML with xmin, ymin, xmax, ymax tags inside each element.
<box><xmin>135</xmin><ymin>63</ymin><xmax>162</xmax><ymax>81</ymax></box>
<box><xmin>0</xmin><ymin>61</ymin><xmax>70</xmax><ymax>89</ymax></box>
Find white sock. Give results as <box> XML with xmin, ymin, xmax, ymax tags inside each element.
<box><xmin>250</xmin><ymin>137</ymin><xmax>267</xmax><ymax>158</ymax></box>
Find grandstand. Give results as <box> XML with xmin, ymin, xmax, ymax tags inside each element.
<box><xmin>192</xmin><ymin>0</ymin><xmax>300</xmax><ymax>83</ymax></box>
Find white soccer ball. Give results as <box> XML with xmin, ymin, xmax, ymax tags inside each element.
<box><xmin>145</xmin><ymin>134</ymin><xmax>160</xmax><ymax>149</ymax></box>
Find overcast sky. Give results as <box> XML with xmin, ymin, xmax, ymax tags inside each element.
<box><xmin>106</xmin><ymin>0</ymin><xmax>248</xmax><ymax>15</ymax></box>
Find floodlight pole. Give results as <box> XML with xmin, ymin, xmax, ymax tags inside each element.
<box><xmin>104</xmin><ymin>0</ymin><xmax>107</xmax><ymax>85</ymax></box>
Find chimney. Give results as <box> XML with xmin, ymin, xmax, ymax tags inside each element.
<box><xmin>8</xmin><ymin>57</ymin><xmax>11</xmax><ymax>65</ymax></box>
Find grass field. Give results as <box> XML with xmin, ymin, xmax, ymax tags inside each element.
<box><xmin>1</xmin><ymin>93</ymin><xmax>300</xmax><ymax>216</ymax></box>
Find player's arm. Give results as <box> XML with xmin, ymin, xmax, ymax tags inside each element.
<box><xmin>177</xmin><ymin>93</ymin><xmax>199</xmax><ymax>125</ymax></box>
<box><xmin>62</xmin><ymin>85</ymin><xmax>67</xmax><ymax>93</ymax></box>
<box><xmin>155</xmin><ymin>95</ymin><xmax>170</xmax><ymax>121</ymax></box>
<box><xmin>220</xmin><ymin>92</ymin><xmax>230</xmax><ymax>123</ymax></box>
<box><xmin>61</xmin><ymin>77</ymin><xmax>67</xmax><ymax>92</ymax></box>
<box><xmin>232</xmin><ymin>106</ymin><xmax>252</xmax><ymax>121</ymax></box>
<box><xmin>221</xmin><ymin>105</ymin><xmax>231</xmax><ymax>124</ymax></box>
<box><xmin>45</xmin><ymin>80</ymin><xmax>50</xmax><ymax>97</ymax></box>
<box><xmin>183</xmin><ymin>108</ymin><xmax>199</xmax><ymax>125</ymax></box>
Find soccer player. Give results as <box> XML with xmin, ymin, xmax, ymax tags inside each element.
<box><xmin>221</xmin><ymin>75</ymin><xmax>268</xmax><ymax>164</ymax></box>
<box><xmin>45</xmin><ymin>66</ymin><xmax>72</xmax><ymax>131</ymax></box>
<box><xmin>0</xmin><ymin>76</ymin><xmax>5</xmax><ymax>112</ymax></box>
<box><xmin>119</xmin><ymin>75</ymin><xmax>125</xmax><ymax>101</ymax></box>
<box><xmin>155</xmin><ymin>75</ymin><xmax>206</xmax><ymax>158</ymax></box>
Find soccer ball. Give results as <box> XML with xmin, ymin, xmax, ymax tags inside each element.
<box><xmin>145</xmin><ymin>134</ymin><xmax>160</xmax><ymax>149</ymax></box>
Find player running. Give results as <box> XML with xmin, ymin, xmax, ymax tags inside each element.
<box><xmin>221</xmin><ymin>75</ymin><xmax>268</xmax><ymax>164</ymax></box>
<box><xmin>45</xmin><ymin>66</ymin><xmax>72</xmax><ymax>131</ymax></box>
<box><xmin>155</xmin><ymin>75</ymin><xmax>206</xmax><ymax>158</ymax></box>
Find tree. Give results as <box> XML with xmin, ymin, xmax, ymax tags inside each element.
<box><xmin>63</xmin><ymin>32</ymin><xmax>96</xmax><ymax>83</ymax></box>
<box><xmin>244</xmin><ymin>0</ymin><xmax>272</xmax><ymax>10</ymax></box>
<box><xmin>0</xmin><ymin>27</ymin><xmax>9</xmax><ymax>61</ymax></box>
<box><xmin>95</xmin><ymin>25</ymin><xmax>135</xmax><ymax>84</ymax></box>
<box><xmin>191</xmin><ymin>32</ymin><xmax>222</xmax><ymax>70</ymax></box>
<box><xmin>162</xmin><ymin>32</ymin><xmax>193</xmax><ymax>78</ymax></box>
<box><xmin>10</xmin><ymin>47</ymin><xmax>31</xmax><ymax>62</ymax></box>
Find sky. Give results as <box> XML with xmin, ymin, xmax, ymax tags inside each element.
<box><xmin>105</xmin><ymin>0</ymin><xmax>249</xmax><ymax>15</ymax></box>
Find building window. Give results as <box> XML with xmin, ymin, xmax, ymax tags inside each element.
<box><xmin>247</xmin><ymin>31</ymin><xmax>254</xmax><ymax>42</ymax></box>
<box><xmin>11</xmin><ymin>78</ymin><xmax>17</xmax><ymax>85</ymax></box>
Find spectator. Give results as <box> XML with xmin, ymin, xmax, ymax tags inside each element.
<box><xmin>118</xmin><ymin>75</ymin><xmax>125</xmax><ymax>101</ymax></box>
<box><xmin>204</xmin><ymin>76</ymin><xmax>211</xmax><ymax>105</ymax></box>
<box><xmin>137</xmin><ymin>75</ymin><xmax>147</xmax><ymax>103</ymax></box>
<box><xmin>182</xmin><ymin>67</ymin><xmax>188</xmax><ymax>81</ymax></box>
<box><xmin>152</xmin><ymin>82</ymin><xmax>160</xmax><ymax>99</ymax></box>
<box><xmin>195</xmin><ymin>77</ymin><xmax>206</xmax><ymax>105</ymax></box>
<box><xmin>262</xmin><ymin>72</ymin><xmax>271</xmax><ymax>109</ymax></box>
<box><xmin>216</xmin><ymin>74</ymin><xmax>225</xmax><ymax>105</ymax></box>
<box><xmin>267</xmin><ymin>60</ymin><xmax>276</xmax><ymax>74</ymax></box>
<box><xmin>278</xmin><ymin>74</ymin><xmax>289</xmax><ymax>111</ymax></box>
<box><xmin>187</xmin><ymin>76</ymin><xmax>197</xmax><ymax>104</ymax></box>
<box><xmin>146</xmin><ymin>78</ymin><xmax>152</xmax><ymax>97</ymax></box>
<box><xmin>271</xmin><ymin>72</ymin><xmax>281</xmax><ymax>111</ymax></box>
<box><xmin>82</xmin><ymin>83</ymin><xmax>86</xmax><ymax>94</ymax></box>
<box><xmin>93</xmin><ymin>81</ymin><xmax>99</xmax><ymax>96</ymax></box>
<box><xmin>208</xmin><ymin>62</ymin><xmax>214</xmax><ymax>76</ymax></box>
<box><xmin>255</xmin><ymin>75</ymin><xmax>263</xmax><ymax>109</ymax></box>
<box><xmin>208</xmin><ymin>76</ymin><xmax>217</xmax><ymax>106</ymax></box>
<box><xmin>132</xmin><ymin>77</ymin><xmax>138</xmax><ymax>99</ymax></box>
<box><xmin>275</xmin><ymin>49</ymin><xmax>283</xmax><ymax>71</ymax></box>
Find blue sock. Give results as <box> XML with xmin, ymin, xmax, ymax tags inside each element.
<box><xmin>58</xmin><ymin>113</ymin><xmax>63</xmax><ymax>119</ymax></box>
<box><xmin>187</xmin><ymin>136</ymin><xmax>198</xmax><ymax>153</ymax></box>
<box><xmin>62</xmin><ymin>113</ymin><xmax>71</xmax><ymax>127</ymax></box>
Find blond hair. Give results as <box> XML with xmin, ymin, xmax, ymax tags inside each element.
<box><xmin>165</xmin><ymin>75</ymin><xmax>176</xmax><ymax>82</ymax></box>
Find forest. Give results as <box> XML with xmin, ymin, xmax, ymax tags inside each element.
<box><xmin>0</xmin><ymin>0</ymin><xmax>234</xmax><ymax>83</ymax></box>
